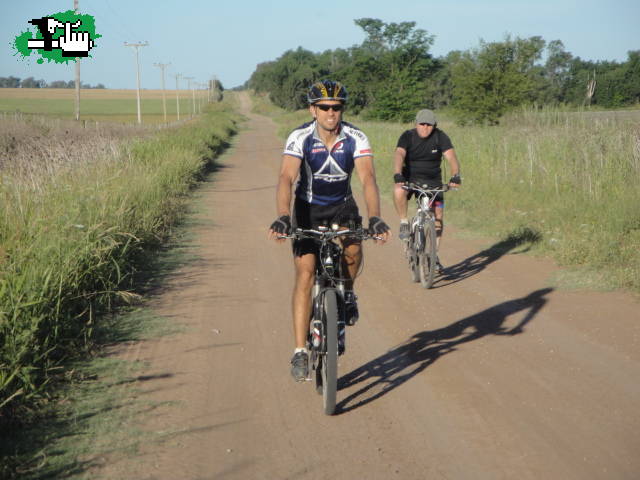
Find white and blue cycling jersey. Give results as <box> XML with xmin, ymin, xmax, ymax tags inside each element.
<box><xmin>283</xmin><ymin>121</ymin><xmax>373</xmax><ymax>206</ymax></box>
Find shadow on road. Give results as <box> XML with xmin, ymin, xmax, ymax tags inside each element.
<box><xmin>335</xmin><ymin>287</ymin><xmax>553</xmax><ymax>414</ymax></box>
<box><xmin>432</xmin><ymin>227</ymin><xmax>542</xmax><ymax>288</ymax></box>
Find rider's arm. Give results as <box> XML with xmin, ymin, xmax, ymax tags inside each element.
<box><xmin>443</xmin><ymin>148</ymin><xmax>461</xmax><ymax>185</ymax></box>
<box><xmin>275</xmin><ymin>154</ymin><xmax>301</xmax><ymax>216</ymax></box>
<box><xmin>393</xmin><ymin>147</ymin><xmax>407</xmax><ymax>180</ymax></box>
<box><xmin>354</xmin><ymin>155</ymin><xmax>381</xmax><ymax>218</ymax></box>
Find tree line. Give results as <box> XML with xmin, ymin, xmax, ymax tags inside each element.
<box><xmin>246</xmin><ymin>18</ymin><xmax>640</xmax><ymax>124</ymax></box>
<box><xmin>0</xmin><ymin>76</ymin><xmax>105</xmax><ymax>89</ymax></box>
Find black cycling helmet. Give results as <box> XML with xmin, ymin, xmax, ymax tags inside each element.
<box><xmin>307</xmin><ymin>80</ymin><xmax>348</xmax><ymax>104</ymax></box>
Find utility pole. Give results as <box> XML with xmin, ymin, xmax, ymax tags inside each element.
<box><xmin>153</xmin><ymin>62</ymin><xmax>170</xmax><ymax>122</ymax></box>
<box><xmin>74</xmin><ymin>0</ymin><xmax>80</xmax><ymax>121</ymax></box>
<box><xmin>173</xmin><ymin>73</ymin><xmax>182</xmax><ymax>121</ymax></box>
<box><xmin>196</xmin><ymin>82</ymin><xmax>202</xmax><ymax>112</ymax></box>
<box><xmin>192</xmin><ymin>81</ymin><xmax>197</xmax><ymax>114</ymax></box>
<box><xmin>124</xmin><ymin>41</ymin><xmax>149</xmax><ymax>124</ymax></box>
<box><xmin>183</xmin><ymin>76</ymin><xmax>194</xmax><ymax>116</ymax></box>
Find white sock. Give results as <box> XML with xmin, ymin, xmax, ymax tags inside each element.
<box><xmin>294</xmin><ymin>347</ymin><xmax>307</xmax><ymax>354</ymax></box>
<box><xmin>400</xmin><ymin>219</ymin><xmax>409</xmax><ymax>224</ymax></box>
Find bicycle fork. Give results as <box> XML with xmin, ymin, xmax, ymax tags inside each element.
<box><xmin>411</xmin><ymin>214</ymin><xmax>425</xmax><ymax>252</ymax></box>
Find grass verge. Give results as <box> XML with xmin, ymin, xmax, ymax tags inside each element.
<box><xmin>1</xmin><ymin>187</ymin><xmax>214</xmax><ymax>478</ymax></box>
<box><xmin>0</xmin><ymin>100</ymin><xmax>240</xmax><ymax>441</ymax></box>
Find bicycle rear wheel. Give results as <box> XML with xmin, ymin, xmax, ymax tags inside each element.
<box><xmin>321</xmin><ymin>289</ymin><xmax>338</xmax><ymax>415</ymax></box>
<box><xmin>419</xmin><ymin>220</ymin><xmax>437</xmax><ymax>289</ymax></box>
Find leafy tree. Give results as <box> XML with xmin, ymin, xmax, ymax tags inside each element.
<box><xmin>621</xmin><ymin>50</ymin><xmax>640</xmax><ymax>104</ymax></box>
<box><xmin>48</xmin><ymin>80</ymin><xmax>69</xmax><ymax>88</ymax></box>
<box><xmin>352</xmin><ymin>18</ymin><xmax>436</xmax><ymax>121</ymax></box>
<box><xmin>246</xmin><ymin>18</ymin><xmax>436</xmax><ymax>120</ymax></box>
<box><xmin>18</xmin><ymin>77</ymin><xmax>46</xmax><ymax>88</ymax></box>
<box><xmin>0</xmin><ymin>76</ymin><xmax>21</xmax><ymax>88</ymax></box>
<box><xmin>541</xmin><ymin>40</ymin><xmax>573</xmax><ymax>104</ymax></box>
<box><xmin>593</xmin><ymin>51</ymin><xmax>640</xmax><ymax>107</ymax></box>
<box><xmin>244</xmin><ymin>20</ymin><xmax>640</xmax><ymax>121</ymax></box>
<box><xmin>562</xmin><ymin>57</ymin><xmax>597</xmax><ymax>105</ymax></box>
<box><xmin>424</xmin><ymin>52</ymin><xmax>459</xmax><ymax>109</ymax></box>
<box><xmin>450</xmin><ymin>35</ymin><xmax>546</xmax><ymax>124</ymax></box>
<box><xmin>248</xmin><ymin>47</ymin><xmax>326</xmax><ymax>110</ymax></box>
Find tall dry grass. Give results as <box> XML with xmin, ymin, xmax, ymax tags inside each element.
<box><xmin>442</xmin><ymin>108</ymin><xmax>640</xmax><ymax>291</ymax></box>
<box><xmin>0</xmin><ymin>101</ymin><xmax>240</xmax><ymax>418</ymax></box>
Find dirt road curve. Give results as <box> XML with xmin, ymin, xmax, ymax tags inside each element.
<box><xmin>98</xmin><ymin>93</ymin><xmax>640</xmax><ymax>479</ymax></box>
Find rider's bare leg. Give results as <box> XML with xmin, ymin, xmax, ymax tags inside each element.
<box><xmin>393</xmin><ymin>184</ymin><xmax>409</xmax><ymax>221</ymax></box>
<box><xmin>341</xmin><ymin>240</ymin><xmax>362</xmax><ymax>290</ymax></box>
<box><xmin>292</xmin><ymin>253</ymin><xmax>315</xmax><ymax>349</ymax></box>
<box><xmin>434</xmin><ymin>206</ymin><xmax>444</xmax><ymax>250</ymax></box>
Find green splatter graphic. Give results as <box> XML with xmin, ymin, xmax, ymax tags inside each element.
<box><xmin>13</xmin><ymin>10</ymin><xmax>101</xmax><ymax>64</ymax></box>
<box><xmin>13</xmin><ymin>31</ymin><xmax>33</xmax><ymax>58</ymax></box>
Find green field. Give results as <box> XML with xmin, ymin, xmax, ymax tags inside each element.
<box><xmin>0</xmin><ymin>88</ymin><xmax>209</xmax><ymax>124</ymax></box>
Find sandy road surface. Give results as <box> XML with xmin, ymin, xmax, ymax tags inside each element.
<box><xmin>97</xmin><ymin>93</ymin><xmax>640</xmax><ymax>479</ymax></box>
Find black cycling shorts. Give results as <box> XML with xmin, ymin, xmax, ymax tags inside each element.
<box><xmin>291</xmin><ymin>196</ymin><xmax>361</xmax><ymax>257</ymax></box>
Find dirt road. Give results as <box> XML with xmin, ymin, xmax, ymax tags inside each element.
<box><xmin>98</xmin><ymin>93</ymin><xmax>640</xmax><ymax>479</ymax></box>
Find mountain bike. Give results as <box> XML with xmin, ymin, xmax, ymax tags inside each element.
<box><xmin>283</xmin><ymin>224</ymin><xmax>378</xmax><ymax>415</ymax></box>
<box><xmin>402</xmin><ymin>183</ymin><xmax>450</xmax><ymax>289</ymax></box>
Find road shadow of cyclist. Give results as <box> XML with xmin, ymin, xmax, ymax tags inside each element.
<box><xmin>335</xmin><ymin>287</ymin><xmax>553</xmax><ymax>415</ymax></box>
<box><xmin>434</xmin><ymin>227</ymin><xmax>542</xmax><ymax>288</ymax></box>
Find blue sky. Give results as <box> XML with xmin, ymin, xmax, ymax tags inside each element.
<box><xmin>2</xmin><ymin>0</ymin><xmax>638</xmax><ymax>89</ymax></box>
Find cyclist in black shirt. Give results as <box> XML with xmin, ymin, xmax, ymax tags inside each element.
<box><xmin>393</xmin><ymin>109</ymin><xmax>461</xmax><ymax>271</ymax></box>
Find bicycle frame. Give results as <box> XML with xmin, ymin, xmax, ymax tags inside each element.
<box><xmin>402</xmin><ymin>183</ymin><xmax>449</xmax><ymax>288</ymax></box>
<box><xmin>282</xmin><ymin>225</ymin><xmax>376</xmax><ymax>414</ymax></box>
<box><xmin>288</xmin><ymin>225</ymin><xmax>361</xmax><ymax>299</ymax></box>
<box><xmin>288</xmin><ymin>226</ymin><xmax>369</xmax><ymax>348</ymax></box>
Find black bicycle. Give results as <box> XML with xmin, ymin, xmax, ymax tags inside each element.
<box><xmin>402</xmin><ymin>183</ymin><xmax>450</xmax><ymax>289</ymax></box>
<box><xmin>283</xmin><ymin>225</ymin><xmax>377</xmax><ymax>415</ymax></box>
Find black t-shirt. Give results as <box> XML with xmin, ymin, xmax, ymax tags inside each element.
<box><xmin>397</xmin><ymin>128</ymin><xmax>454</xmax><ymax>184</ymax></box>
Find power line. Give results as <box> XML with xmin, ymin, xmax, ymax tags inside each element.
<box><xmin>104</xmin><ymin>0</ymin><xmax>140</xmax><ymax>41</ymax></box>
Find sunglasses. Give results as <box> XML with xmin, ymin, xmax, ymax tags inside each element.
<box><xmin>315</xmin><ymin>104</ymin><xmax>344</xmax><ymax>112</ymax></box>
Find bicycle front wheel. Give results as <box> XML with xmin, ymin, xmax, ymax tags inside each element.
<box><xmin>321</xmin><ymin>289</ymin><xmax>338</xmax><ymax>415</ymax></box>
<box><xmin>419</xmin><ymin>220</ymin><xmax>437</xmax><ymax>289</ymax></box>
<box><xmin>404</xmin><ymin>228</ymin><xmax>421</xmax><ymax>283</ymax></box>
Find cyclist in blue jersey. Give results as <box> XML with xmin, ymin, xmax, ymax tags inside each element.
<box><xmin>268</xmin><ymin>80</ymin><xmax>390</xmax><ymax>382</ymax></box>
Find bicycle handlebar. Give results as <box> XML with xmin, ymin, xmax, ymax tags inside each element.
<box><xmin>402</xmin><ymin>183</ymin><xmax>451</xmax><ymax>194</ymax></box>
<box><xmin>278</xmin><ymin>227</ymin><xmax>383</xmax><ymax>242</ymax></box>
